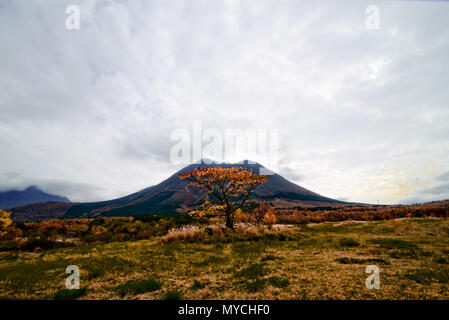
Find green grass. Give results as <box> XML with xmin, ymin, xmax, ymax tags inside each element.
<box><xmin>1</xmin><ymin>218</ymin><xmax>449</xmax><ymax>299</ymax></box>
<box><xmin>53</xmin><ymin>288</ymin><xmax>86</xmax><ymax>300</ymax></box>
<box><xmin>434</xmin><ymin>256</ymin><xmax>448</xmax><ymax>264</ymax></box>
<box><xmin>0</xmin><ymin>254</ymin><xmax>18</xmax><ymax>262</ymax></box>
<box><xmin>235</xmin><ymin>263</ymin><xmax>265</xmax><ymax>279</ymax></box>
<box><xmin>335</xmin><ymin>257</ymin><xmax>390</xmax><ymax>265</ymax></box>
<box><xmin>404</xmin><ymin>268</ymin><xmax>449</xmax><ymax>284</ymax></box>
<box><xmin>339</xmin><ymin>238</ymin><xmax>360</xmax><ymax>247</ymax></box>
<box><xmin>163</xmin><ymin>290</ymin><xmax>181</xmax><ymax>300</ymax></box>
<box><xmin>87</xmin><ymin>269</ymin><xmax>102</xmax><ymax>280</ymax></box>
<box><xmin>267</xmin><ymin>276</ymin><xmax>290</xmax><ymax>288</ymax></box>
<box><xmin>191</xmin><ymin>279</ymin><xmax>208</xmax><ymax>289</ymax></box>
<box><xmin>261</xmin><ymin>254</ymin><xmax>280</xmax><ymax>261</ymax></box>
<box><xmin>245</xmin><ymin>278</ymin><xmax>267</xmax><ymax>292</ymax></box>
<box><xmin>195</xmin><ymin>256</ymin><xmax>227</xmax><ymax>266</ymax></box>
<box><xmin>117</xmin><ymin>279</ymin><xmax>162</xmax><ymax>296</ymax></box>
<box><xmin>368</xmin><ymin>238</ymin><xmax>417</xmax><ymax>249</ymax></box>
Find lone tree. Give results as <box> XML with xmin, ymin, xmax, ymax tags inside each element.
<box><xmin>179</xmin><ymin>167</ymin><xmax>268</xmax><ymax>229</ymax></box>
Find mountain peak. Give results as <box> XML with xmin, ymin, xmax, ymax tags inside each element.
<box><xmin>25</xmin><ymin>185</ymin><xmax>41</xmax><ymax>192</ymax></box>
<box><xmin>0</xmin><ymin>186</ymin><xmax>70</xmax><ymax>210</ymax></box>
<box><xmin>193</xmin><ymin>159</ymin><xmax>263</xmax><ymax>166</ymax></box>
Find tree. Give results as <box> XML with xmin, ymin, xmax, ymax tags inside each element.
<box><xmin>252</xmin><ymin>203</ymin><xmax>270</xmax><ymax>224</ymax></box>
<box><xmin>179</xmin><ymin>167</ymin><xmax>268</xmax><ymax>229</ymax></box>
<box><xmin>0</xmin><ymin>210</ymin><xmax>13</xmax><ymax>237</ymax></box>
<box><xmin>263</xmin><ymin>207</ymin><xmax>277</xmax><ymax>226</ymax></box>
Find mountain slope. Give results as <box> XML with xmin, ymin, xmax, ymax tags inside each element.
<box><xmin>0</xmin><ymin>186</ymin><xmax>70</xmax><ymax>210</ymax></box>
<box><xmin>63</xmin><ymin>160</ymin><xmax>338</xmax><ymax>219</ymax></box>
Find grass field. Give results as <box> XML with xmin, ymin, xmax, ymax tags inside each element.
<box><xmin>1</xmin><ymin>218</ymin><xmax>449</xmax><ymax>300</ymax></box>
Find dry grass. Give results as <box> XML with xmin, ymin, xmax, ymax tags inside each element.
<box><xmin>1</xmin><ymin>218</ymin><xmax>449</xmax><ymax>299</ymax></box>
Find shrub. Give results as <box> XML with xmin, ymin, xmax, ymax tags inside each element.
<box><xmin>0</xmin><ymin>210</ymin><xmax>13</xmax><ymax>237</ymax></box>
<box><xmin>20</xmin><ymin>236</ymin><xmax>62</xmax><ymax>251</ymax></box>
<box><xmin>195</xmin><ymin>255</ymin><xmax>227</xmax><ymax>266</ymax></box>
<box><xmin>87</xmin><ymin>269</ymin><xmax>102</xmax><ymax>280</ymax></box>
<box><xmin>117</xmin><ymin>279</ymin><xmax>162</xmax><ymax>296</ymax></box>
<box><xmin>335</xmin><ymin>257</ymin><xmax>389</xmax><ymax>265</ymax></box>
<box><xmin>163</xmin><ymin>290</ymin><xmax>181</xmax><ymax>300</ymax></box>
<box><xmin>191</xmin><ymin>279</ymin><xmax>208</xmax><ymax>289</ymax></box>
<box><xmin>261</xmin><ymin>254</ymin><xmax>280</xmax><ymax>261</ymax></box>
<box><xmin>263</xmin><ymin>209</ymin><xmax>277</xmax><ymax>226</ymax></box>
<box><xmin>236</xmin><ymin>263</ymin><xmax>265</xmax><ymax>279</ymax></box>
<box><xmin>368</xmin><ymin>239</ymin><xmax>416</xmax><ymax>249</ymax></box>
<box><xmin>434</xmin><ymin>257</ymin><xmax>448</xmax><ymax>264</ymax></box>
<box><xmin>251</xmin><ymin>204</ymin><xmax>271</xmax><ymax>224</ymax></box>
<box><xmin>245</xmin><ymin>278</ymin><xmax>267</xmax><ymax>292</ymax></box>
<box><xmin>0</xmin><ymin>254</ymin><xmax>18</xmax><ymax>261</ymax></box>
<box><xmin>0</xmin><ymin>240</ymin><xmax>20</xmax><ymax>252</ymax></box>
<box><xmin>53</xmin><ymin>288</ymin><xmax>86</xmax><ymax>300</ymax></box>
<box><xmin>339</xmin><ymin>238</ymin><xmax>360</xmax><ymax>247</ymax></box>
<box><xmin>405</xmin><ymin>269</ymin><xmax>449</xmax><ymax>284</ymax></box>
<box><xmin>267</xmin><ymin>276</ymin><xmax>290</xmax><ymax>288</ymax></box>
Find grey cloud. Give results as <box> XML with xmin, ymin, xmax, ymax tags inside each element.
<box><xmin>398</xmin><ymin>172</ymin><xmax>449</xmax><ymax>204</ymax></box>
<box><xmin>1</xmin><ymin>0</ymin><xmax>449</xmax><ymax>204</ymax></box>
<box><xmin>435</xmin><ymin>171</ymin><xmax>449</xmax><ymax>182</ymax></box>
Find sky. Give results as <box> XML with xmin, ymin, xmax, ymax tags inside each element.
<box><xmin>0</xmin><ymin>0</ymin><xmax>448</xmax><ymax>205</ymax></box>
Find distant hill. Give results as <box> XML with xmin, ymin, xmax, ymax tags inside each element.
<box><xmin>9</xmin><ymin>161</ymin><xmax>341</xmax><ymax>221</ymax></box>
<box><xmin>0</xmin><ymin>186</ymin><xmax>70</xmax><ymax>210</ymax></box>
<box><xmin>10</xmin><ymin>201</ymin><xmax>74</xmax><ymax>222</ymax></box>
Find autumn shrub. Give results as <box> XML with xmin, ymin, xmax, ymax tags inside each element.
<box><xmin>21</xmin><ymin>235</ymin><xmax>72</xmax><ymax>251</ymax></box>
<box><xmin>0</xmin><ymin>210</ymin><xmax>13</xmax><ymax>238</ymax></box>
<box><xmin>234</xmin><ymin>209</ymin><xmax>250</xmax><ymax>223</ymax></box>
<box><xmin>0</xmin><ymin>240</ymin><xmax>20</xmax><ymax>251</ymax></box>
<box><xmin>251</xmin><ymin>204</ymin><xmax>270</xmax><ymax>224</ymax></box>
<box><xmin>274</xmin><ymin>211</ymin><xmax>311</xmax><ymax>225</ymax></box>
<box><xmin>161</xmin><ymin>225</ymin><xmax>207</xmax><ymax>243</ymax></box>
<box><xmin>263</xmin><ymin>208</ymin><xmax>277</xmax><ymax>226</ymax></box>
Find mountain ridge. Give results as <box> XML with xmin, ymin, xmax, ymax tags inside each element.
<box><xmin>9</xmin><ymin>160</ymin><xmax>341</xmax><ymax>221</ymax></box>
<box><xmin>0</xmin><ymin>186</ymin><xmax>70</xmax><ymax>210</ymax></box>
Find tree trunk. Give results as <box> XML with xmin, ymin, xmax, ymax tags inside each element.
<box><xmin>225</xmin><ymin>209</ymin><xmax>234</xmax><ymax>230</ymax></box>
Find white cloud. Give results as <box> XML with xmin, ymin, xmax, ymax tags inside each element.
<box><xmin>1</xmin><ymin>0</ymin><xmax>449</xmax><ymax>204</ymax></box>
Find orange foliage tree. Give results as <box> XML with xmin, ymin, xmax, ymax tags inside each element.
<box><xmin>179</xmin><ymin>167</ymin><xmax>268</xmax><ymax>229</ymax></box>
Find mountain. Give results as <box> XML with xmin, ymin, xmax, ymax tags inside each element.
<box><xmin>0</xmin><ymin>186</ymin><xmax>70</xmax><ymax>210</ymax></box>
<box><xmin>9</xmin><ymin>161</ymin><xmax>341</xmax><ymax>221</ymax></box>
<box><xmin>63</xmin><ymin>160</ymin><xmax>339</xmax><ymax>218</ymax></box>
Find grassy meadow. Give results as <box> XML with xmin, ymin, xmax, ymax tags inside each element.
<box><xmin>1</xmin><ymin>218</ymin><xmax>449</xmax><ymax>300</ymax></box>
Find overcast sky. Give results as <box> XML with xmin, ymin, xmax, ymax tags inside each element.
<box><xmin>1</xmin><ymin>0</ymin><xmax>448</xmax><ymax>205</ymax></box>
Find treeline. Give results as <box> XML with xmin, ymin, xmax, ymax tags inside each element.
<box><xmin>1</xmin><ymin>201</ymin><xmax>448</xmax><ymax>252</ymax></box>
<box><xmin>272</xmin><ymin>201</ymin><xmax>449</xmax><ymax>224</ymax></box>
<box><xmin>0</xmin><ymin>214</ymin><xmax>204</xmax><ymax>251</ymax></box>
